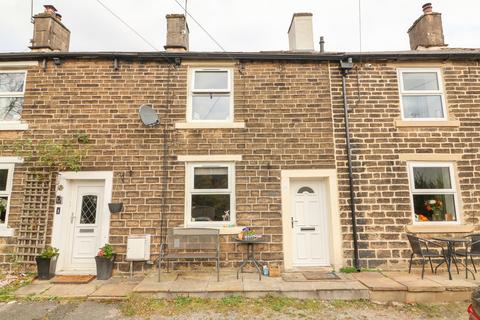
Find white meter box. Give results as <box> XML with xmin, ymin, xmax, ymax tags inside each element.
<box><xmin>126</xmin><ymin>234</ymin><xmax>151</xmax><ymax>261</ymax></box>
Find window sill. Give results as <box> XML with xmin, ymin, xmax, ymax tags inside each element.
<box><xmin>175</xmin><ymin>122</ymin><xmax>246</xmax><ymax>129</ymax></box>
<box><xmin>0</xmin><ymin>226</ymin><xmax>15</xmax><ymax>237</ymax></box>
<box><xmin>0</xmin><ymin>122</ymin><xmax>29</xmax><ymax>131</ymax></box>
<box><xmin>406</xmin><ymin>224</ymin><xmax>474</xmax><ymax>234</ymax></box>
<box><xmin>395</xmin><ymin>120</ymin><xmax>460</xmax><ymax>128</ymax></box>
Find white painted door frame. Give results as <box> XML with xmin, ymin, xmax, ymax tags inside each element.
<box><xmin>281</xmin><ymin>169</ymin><xmax>343</xmax><ymax>271</ymax></box>
<box><xmin>51</xmin><ymin>171</ymin><xmax>113</xmax><ymax>274</ymax></box>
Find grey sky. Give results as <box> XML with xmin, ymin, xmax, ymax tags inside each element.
<box><xmin>1</xmin><ymin>0</ymin><xmax>480</xmax><ymax>53</ymax></box>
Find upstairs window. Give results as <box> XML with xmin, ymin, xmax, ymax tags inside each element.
<box><xmin>188</xmin><ymin>69</ymin><xmax>233</xmax><ymax>122</ymax></box>
<box><xmin>0</xmin><ymin>164</ymin><xmax>14</xmax><ymax>225</ymax></box>
<box><xmin>408</xmin><ymin>162</ymin><xmax>459</xmax><ymax>224</ymax></box>
<box><xmin>0</xmin><ymin>71</ymin><xmax>26</xmax><ymax>122</ymax></box>
<box><xmin>398</xmin><ymin>69</ymin><xmax>446</xmax><ymax>120</ymax></box>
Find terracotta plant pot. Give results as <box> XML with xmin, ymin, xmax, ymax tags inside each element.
<box><xmin>95</xmin><ymin>255</ymin><xmax>115</xmax><ymax>280</ymax></box>
<box><xmin>35</xmin><ymin>255</ymin><xmax>58</xmax><ymax>280</ymax></box>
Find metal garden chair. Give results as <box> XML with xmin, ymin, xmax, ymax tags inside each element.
<box><xmin>455</xmin><ymin>234</ymin><xmax>480</xmax><ymax>279</ymax></box>
<box><xmin>406</xmin><ymin>233</ymin><xmax>448</xmax><ymax>279</ymax></box>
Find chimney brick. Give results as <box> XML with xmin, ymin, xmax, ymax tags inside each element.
<box><xmin>288</xmin><ymin>13</ymin><xmax>314</xmax><ymax>51</ymax></box>
<box><xmin>30</xmin><ymin>5</ymin><xmax>70</xmax><ymax>52</ymax></box>
<box><xmin>407</xmin><ymin>3</ymin><xmax>446</xmax><ymax>50</ymax></box>
<box><xmin>164</xmin><ymin>14</ymin><xmax>189</xmax><ymax>52</ymax></box>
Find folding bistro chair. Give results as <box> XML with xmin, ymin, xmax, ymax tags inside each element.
<box><xmin>406</xmin><ymin>233</ymin><xmax>448</xmax><ymax>279</ymax></box>
<box><xmin>455</xmin><ymin>234</ymin><xmax>480</xmax><ymax>279</ymax></box>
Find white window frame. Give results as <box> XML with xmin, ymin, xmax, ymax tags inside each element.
<box><xmin>187</xmin><ymin>68</ymin><xmax>234</xmax><ymax>123</ymax></box>
<box><xmin>0</xmin><ymin>70</ymin><xmax>28</xmax><ymax>130</ymax></box>
<box><xmin>397</xmin><ymin>68</ymin><xmax>447</xmax><ymax>121</ymax></box>
<box><xmin>185</xmin><ymin>162</ymin><xmax>236</xmax><ymax>227</ymax></box>
<box><xmin>407</xmin><ymin>162</ymin><xmax>461</xmax><ymax>225</ymax></box>
<box><xmin>0</xmin><ymin>163</ymin><xmax>15</xmax><ymax>226</ymax></box>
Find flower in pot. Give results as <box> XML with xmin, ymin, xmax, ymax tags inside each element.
<box><xmin>36</xmin><ymin>246</ymin><xmax>59</xmax><ymax>280</ymax></box>
<box><xmin>95</xmin><ymin>243</ymin><xmax>116</xmax><ymax>280</ymax></box>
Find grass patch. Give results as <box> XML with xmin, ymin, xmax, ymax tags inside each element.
<box><xmin>339</xmin><ymin>267</ymin><xmax>380</xmax><ymax>273</ymax></box>
<box><xmin>120</xmin><ymin>294</ymin><xmax>328</xmax><ymax>317</ymax></box>
<box><xmin>0</xmin><ymin>273</ymin><xmax>35</xmax><ymax>302</ymax></box>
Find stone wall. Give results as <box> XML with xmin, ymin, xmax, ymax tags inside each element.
<box><xmin>0</xmin><ymin>58</ymin><xmax>336</xmax><ymax>272</ymax></box>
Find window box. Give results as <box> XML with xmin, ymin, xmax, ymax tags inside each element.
<box><xmin>407</xmin><ymin>162</ymin><xmax>460</xmax><ymax>224</ymax></box>
<box><xmin>185</xmin><ymin>162</ymin><xmax>235</xmax><ymax>227</ymax></box>
<box><xmin>397</xmin><ymin>68</ymin><xmax>447</xmax><ymax>121</ymax></box>
<box><xmin>187</xmin><ymin>68</ymin><xmax>234</xmax><ymax>124</ymax></box>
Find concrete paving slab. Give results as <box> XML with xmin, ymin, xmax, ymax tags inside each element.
<box><xmin>243</xmin><ymin>277</ymin><xmax>281</xmax><ymax>292</ymax></box>
<box><xmin>40</xmin><ymin>283</ymin><xmax>98</xmax><ymax>298</ymax></box>
<box><xmin>15</xmin><ymin>283</ymin><xmax>52</xmax><ymax>296</ymax></box>
<box><xmin>383</xmin><ymin>272</ymin><xmax>445</xmax><ymax>292</ymax></box>
<box><xmin>90</xmin><ymin>282</ymin><xmax>138</xmax><ymax>298</ymax></box>
<box><xmin>133</xmin><ymin>276</ymin><xmax>173</xmax><ymax>293</ymax></box>
<box><xmin>310</xmin><ymin>280</ymin><xmax>368</xmax><ymax>291</ymax></box>
<box><xmin>353</xmin><ymin>272</ymin><xmax>407</xmax><ymax>291</ymax></box>
<box><xmin>169</xmin><ymin>280</ymin><xmax>208</xmax><ymax>293</ymax></box>
<box><xmin>206</xmin><ymin>279</ymin><xmax>244</xmax><ymax>292</ymax></box>
<box><xmin>425</xmin><ymin>275</ymin><xmax>478</xmax><ymax>291</ymax></box>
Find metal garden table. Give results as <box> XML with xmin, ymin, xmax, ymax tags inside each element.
<box><xmin>234</xmin><ymin>237</ymin><xmax>266</xmax><ymax>280</ymax></box>
<box><xmin>433</xmin><ymin>236</ymin><xmax>475</xmax><ymax>280</ymax></box>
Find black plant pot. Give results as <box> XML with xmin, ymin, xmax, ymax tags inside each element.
<box><xmin>108</xmin><ymin>203</ymin><xmax>123</xmax><ymax>213</ymax></box>
<box><xmin>35</xmin><ymin>255</ymin><xmax>58</xmax><ymax>280</ymax></box>
<box><xmin>95</xmin><ymin>255</ymin><xmax>115</xmax><ymax>280</ymax></box>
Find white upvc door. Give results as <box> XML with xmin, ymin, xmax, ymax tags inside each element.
<box><xmin>291</xmin><ymin>179</ymin><xmax>330</xmax><ymax>266</ymax></box>
<box><xmin>63</xmin><ymin>180</ymin><xmax>105</xmax><ymax>273</ymax></box>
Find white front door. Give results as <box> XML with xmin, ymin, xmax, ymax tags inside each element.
<box><xmin>63</xmin><ymin>180</ymin><xmax>105</xmax><ymax>273</ymax></box>
<box><xmin>291</xmin><ymin>179</ymin><xmax>330</xmax><ymax>266</ymax></box>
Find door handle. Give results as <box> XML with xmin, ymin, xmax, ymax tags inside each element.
<box><xmin>291</xmin><ymin>217</ymin><xmax>298</xmax><ymax>228</ymax></box>
<box><xmin>70</xmin><ymin>214</ymin><xmax>75</xmax><ymax>224</ymax></box>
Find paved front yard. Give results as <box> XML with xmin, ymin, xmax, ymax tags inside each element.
<box><xmin>0</xmin><ymin>297</ymin><xmax>469</xmax><ymax>319</ymax></box>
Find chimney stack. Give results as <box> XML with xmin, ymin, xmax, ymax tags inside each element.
<box><xmin>30</xmin><ymin>5</ymin><xmax>70</xmax><ymax>52</ymax></box>
<box><xmin>164</xmin><ymin>14</ymin><xmax>189</xmax><ymax>52</ymax></box>
<box><xmin>407</xmin><ymin>3</ymin><xmax>446</xmax><ymax>50</ymax></box>
<box><xmin>288</xmin><ymin>13</ymin><xmax>314</xmax><ymax>51</ymax></box>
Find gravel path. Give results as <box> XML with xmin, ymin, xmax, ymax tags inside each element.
<box><xmin>0</xmin><ymin>300</ymin><xmax>469</xmax><ymax>320</ymax></box>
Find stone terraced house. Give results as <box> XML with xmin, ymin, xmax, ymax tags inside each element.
<box><xmin>0</xmin><ymin>4</ymin><xmax>479</xmax><ymax>274</ymax></box>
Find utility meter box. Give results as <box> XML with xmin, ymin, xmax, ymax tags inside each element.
<box><xmin>126</xmin><ymin>234</ymin><xmax>151</xmax><ymax>261</ymax></box>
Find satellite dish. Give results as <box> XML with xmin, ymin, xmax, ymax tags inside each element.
<box><xmin>139</xmin><ymin>104</ymin><xmax>160</xmax><ymax>127</ymax></box>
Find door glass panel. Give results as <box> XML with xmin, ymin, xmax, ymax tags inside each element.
<box><xmin>297</xmin><ymin>186</ymin><xmax>314</xmax><ymax>194</ymax></box>
<box><xmin>80</xmin><ymin>195</ymin><xmax>97</xmax><ymax>224</ymax></box>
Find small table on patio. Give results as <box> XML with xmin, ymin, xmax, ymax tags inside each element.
<box><xmin>433</xmin><ymin>236</ymin><xmax>475</xmax><ymax>280</ymax></box>
<box><xmin>234</xmin><ymin>237</ymin><xmax>266</xmax><ymax>281</ymax></box>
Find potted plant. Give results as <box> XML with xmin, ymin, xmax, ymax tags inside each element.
<box><xmin>35</xmin><ymin>246</ymin><xmax>59</xmax><ymax>280</ymax></box>
<box><xmin>95</xmin><ymin>243</ymin><xmax>116</xmax><ymax>280</ymax></box>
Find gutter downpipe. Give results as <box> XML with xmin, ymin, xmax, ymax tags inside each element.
<box><xmin>340</xmin><ymin>58</ymin><xmax>360</xmax><ymax>271</ymax></box>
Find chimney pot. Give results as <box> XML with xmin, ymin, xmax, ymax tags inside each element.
<box><xmin>422</xmin><ymin>3</ymin><xmax>433</xmax><ymax>14</ymax></box>
<box><xmin>288</xmin><ymin>13</ymin><xmax>314</xmax><ymax>51</ymax></box>
<box><xmin>164</xmin><ymin>14</ymin><xmax>189</xmax><ymax>52</ymax></box>
<box><xmin>43</xmin><ymin>4</ymin><xmax>57</xmax><ymax>15</ymax></box>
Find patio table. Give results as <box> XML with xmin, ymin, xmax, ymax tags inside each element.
<box><xmin>432</xmin><ymin>236</ymin><xmax>475</xmax><ymax>280</ymax></box>
<box><xmin>234</xmin><ymin>237</ymin><xmax>266</xmax><ymax>281</ymax></box>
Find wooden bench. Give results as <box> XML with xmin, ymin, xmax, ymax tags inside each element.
<box><xmin>158</xmin><ymin>228</ymin><xmax>220</xmax><ymax>281</ymax></box>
